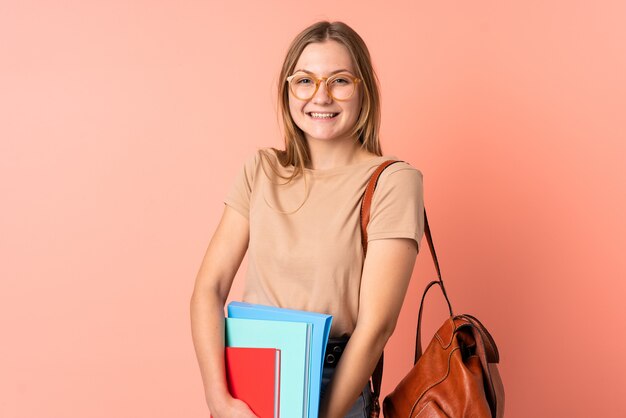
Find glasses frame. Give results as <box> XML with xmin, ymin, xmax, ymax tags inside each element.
<box><xmin>286</xmin><ymin>72</ymin><xmax>362</xmax><ymax>101</ymax></box>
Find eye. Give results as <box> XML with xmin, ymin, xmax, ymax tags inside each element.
<box><xmin>331</xmin><ymin>76</ymin><xmax>351</xmax><ymax>85</ymax></box>
<box><xmin>295</xmin><ymin>76</ymin><xmax>313</xmax><ymax>85</ymax></box>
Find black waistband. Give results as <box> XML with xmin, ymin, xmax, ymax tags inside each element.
<box><xmin>324</xmin><ymin>336</ymin><xmax>349</xmax><ymax>368</ymax></box>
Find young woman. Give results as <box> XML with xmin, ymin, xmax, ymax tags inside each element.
<box><xmin>190</xmin><ymin>21</ymin><xmax>425</xmax><ymax>418</ymax></box>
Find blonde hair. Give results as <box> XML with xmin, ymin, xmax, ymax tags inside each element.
<box><xmin>260</xmin><ymin>21</ymin><xmax>383</xmax><ymax>213</ymax></box>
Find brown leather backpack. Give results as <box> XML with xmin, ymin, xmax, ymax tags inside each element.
<box><xmin>362</xmin><ymin>161</ymin><xmax>505</xmax><ymax>418</ymax></box>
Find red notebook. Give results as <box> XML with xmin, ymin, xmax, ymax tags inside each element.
<box><xmin>211</xmin><ymin>347</ymin><xmax>281</xmax><ymax>418</ymax></box>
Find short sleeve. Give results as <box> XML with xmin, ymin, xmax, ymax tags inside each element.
<box><xmin>223</xmin><ymin>150</ymin><xmax>261</xmax><ymax>219</ymax></box>
<box><xmin>366</xmin><ymin>163</ymin><xmax>425</xmax><ymax>252</ymax></box>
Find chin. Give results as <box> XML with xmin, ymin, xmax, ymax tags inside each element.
<box><xmin>304</xmin><ymin>130</ymin><xmax>342</xmax><ymax>141</ymax></box>
<box><xmin>305</xmin><ymin>127</ymin><xmax>351</xmax><ymax>141</ymax></box>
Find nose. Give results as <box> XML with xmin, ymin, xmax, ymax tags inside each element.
<box><xmin>312</xmin><ymin>80</ymin><xmax>333</xmax><ymax>104</ymax></box>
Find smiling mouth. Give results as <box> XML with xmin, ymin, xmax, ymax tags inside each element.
<box><xmin>307</xmin><ymin>112</ymin><xmax>339</xmax><ymax>119</ymax></box>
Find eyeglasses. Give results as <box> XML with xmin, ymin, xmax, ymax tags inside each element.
<box><xmin>286</xmin><ymin>71</ymin><xmax>362</xmax><ymax>101</ymax></box>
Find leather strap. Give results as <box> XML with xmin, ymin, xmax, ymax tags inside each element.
<box><xmin>414</xmin><ymin>278</ymin><xmax>453</xmax><ymax>362</ymax></box>
<box><xmin>360</xmin><ymin>160</ymin><xmax>453</xmax><ymax>406</ymax></box>
<box><xmin>360</xmin><ymin>160</ymin><xmax>397</xmax><ymax>255</ymax></box>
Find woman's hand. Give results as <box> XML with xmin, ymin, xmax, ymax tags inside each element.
<box><xmin>211</xmin><ymin>396</ymin><xmax>259</xmax><ymax>418</ymax></box>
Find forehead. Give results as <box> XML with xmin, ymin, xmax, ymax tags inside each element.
<box><xmin>294</xmin><ymin>40</ymin><xmax>355</xmax><ymax>74</ymax></box>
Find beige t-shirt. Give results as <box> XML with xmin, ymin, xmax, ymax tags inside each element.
<box><xmin>224</xmin><ymin>147</ymin><xmax>425</xmax><ymax>337</ymax></box>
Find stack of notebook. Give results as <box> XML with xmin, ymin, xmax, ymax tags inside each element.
<box><xmin>221</xmin><ymin>302</ymin><xmax>333</xmax><ymax>418</ymax></box>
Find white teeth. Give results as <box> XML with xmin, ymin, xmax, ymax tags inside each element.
<box><xmin>309</xmin><ymin>112</ymin><xmax>337</xmax><ymax>119</ymax></box>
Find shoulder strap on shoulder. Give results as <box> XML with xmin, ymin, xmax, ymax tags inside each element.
<box><xmin>360</xmin><ymin>160</ymin><xmax>403</xmax><ymax>255</ymax></box>
<box><xmin>360</xmin><ymin>159</ymin><xmax>450</xmax><ymax>409</ymax></box>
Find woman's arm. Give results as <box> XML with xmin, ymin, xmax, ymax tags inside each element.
<box><xmin>190</xmin><ymin>205</ymin><xmax>258</xmax><ymax>418</ymax></box>
<box><xmin>318</xmin><ymin>237</ymin><xmax>418</xmax><ymax>418</ymax></box>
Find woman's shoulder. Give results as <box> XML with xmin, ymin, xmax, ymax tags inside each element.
<box><xmin>377</xmin><ymin>157</ymin><xmax>423</xmax><ymax>181</ymax></box>
<box><xmin>241</xmin><ymin>146</ymin><xmax>274</xmax><ymax>162</ymax></box>
<box><xmin>236</xmin><ymin>147</ymin><xmax>296</xmax><ymax>186</ymax></box>
<box><xmin>237</xmin><ymin>147</ymin><xmax>280</xmax><ymax>171</ymax></box>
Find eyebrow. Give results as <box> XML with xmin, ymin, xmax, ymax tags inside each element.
<box><xmin>293</xmin><ymin>68</ymin><xmax>353</xmax><ymax>75</ymax></box>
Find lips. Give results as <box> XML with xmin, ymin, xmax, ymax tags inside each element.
<box><xmin>307</xmin><ymin>112</ymin><xmax>339</xmax><ymax>119</ymax></box>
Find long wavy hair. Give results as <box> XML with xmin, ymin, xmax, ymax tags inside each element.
<box><xmin>260</xmin><ymin>21</ymin><xmax>383</xmax><ymax>185</ymax></box>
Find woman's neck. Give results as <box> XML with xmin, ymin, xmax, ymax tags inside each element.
<box><xmin>305</xmin><ymin>137</ymin><xmax>376</xmax><ymax>170</ymax></box>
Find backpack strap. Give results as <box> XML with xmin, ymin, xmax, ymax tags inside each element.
<box><xmin>360</xmin><ymin>160</ymin><xmax>452</xmax><ymax>415</ymax></box>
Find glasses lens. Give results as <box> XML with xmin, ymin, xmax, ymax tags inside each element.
<box><xmin>328</xmin><ymin>74</ymin><xmax>355</xmax><ymax>100</ymax></box>
<box><xmin>289</xmin><ymin>74</ymin><xmax>317</xmax><ymax>100</ymax></box>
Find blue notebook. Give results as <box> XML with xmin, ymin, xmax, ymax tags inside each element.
<box><xmin>225</xmin><ymin>317</ymin><xmax>312</xmax><ymax>418</ymax></box>
<box><xmin>228</xmin><ymin>302</ymin><xmax>333</xmax><ymax>418</ymax></box>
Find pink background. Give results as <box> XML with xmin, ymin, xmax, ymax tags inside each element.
<box><xmin>1</xmin><ymin>1</ymin><xmax>625</xmax><ymax>417</ymax></box>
